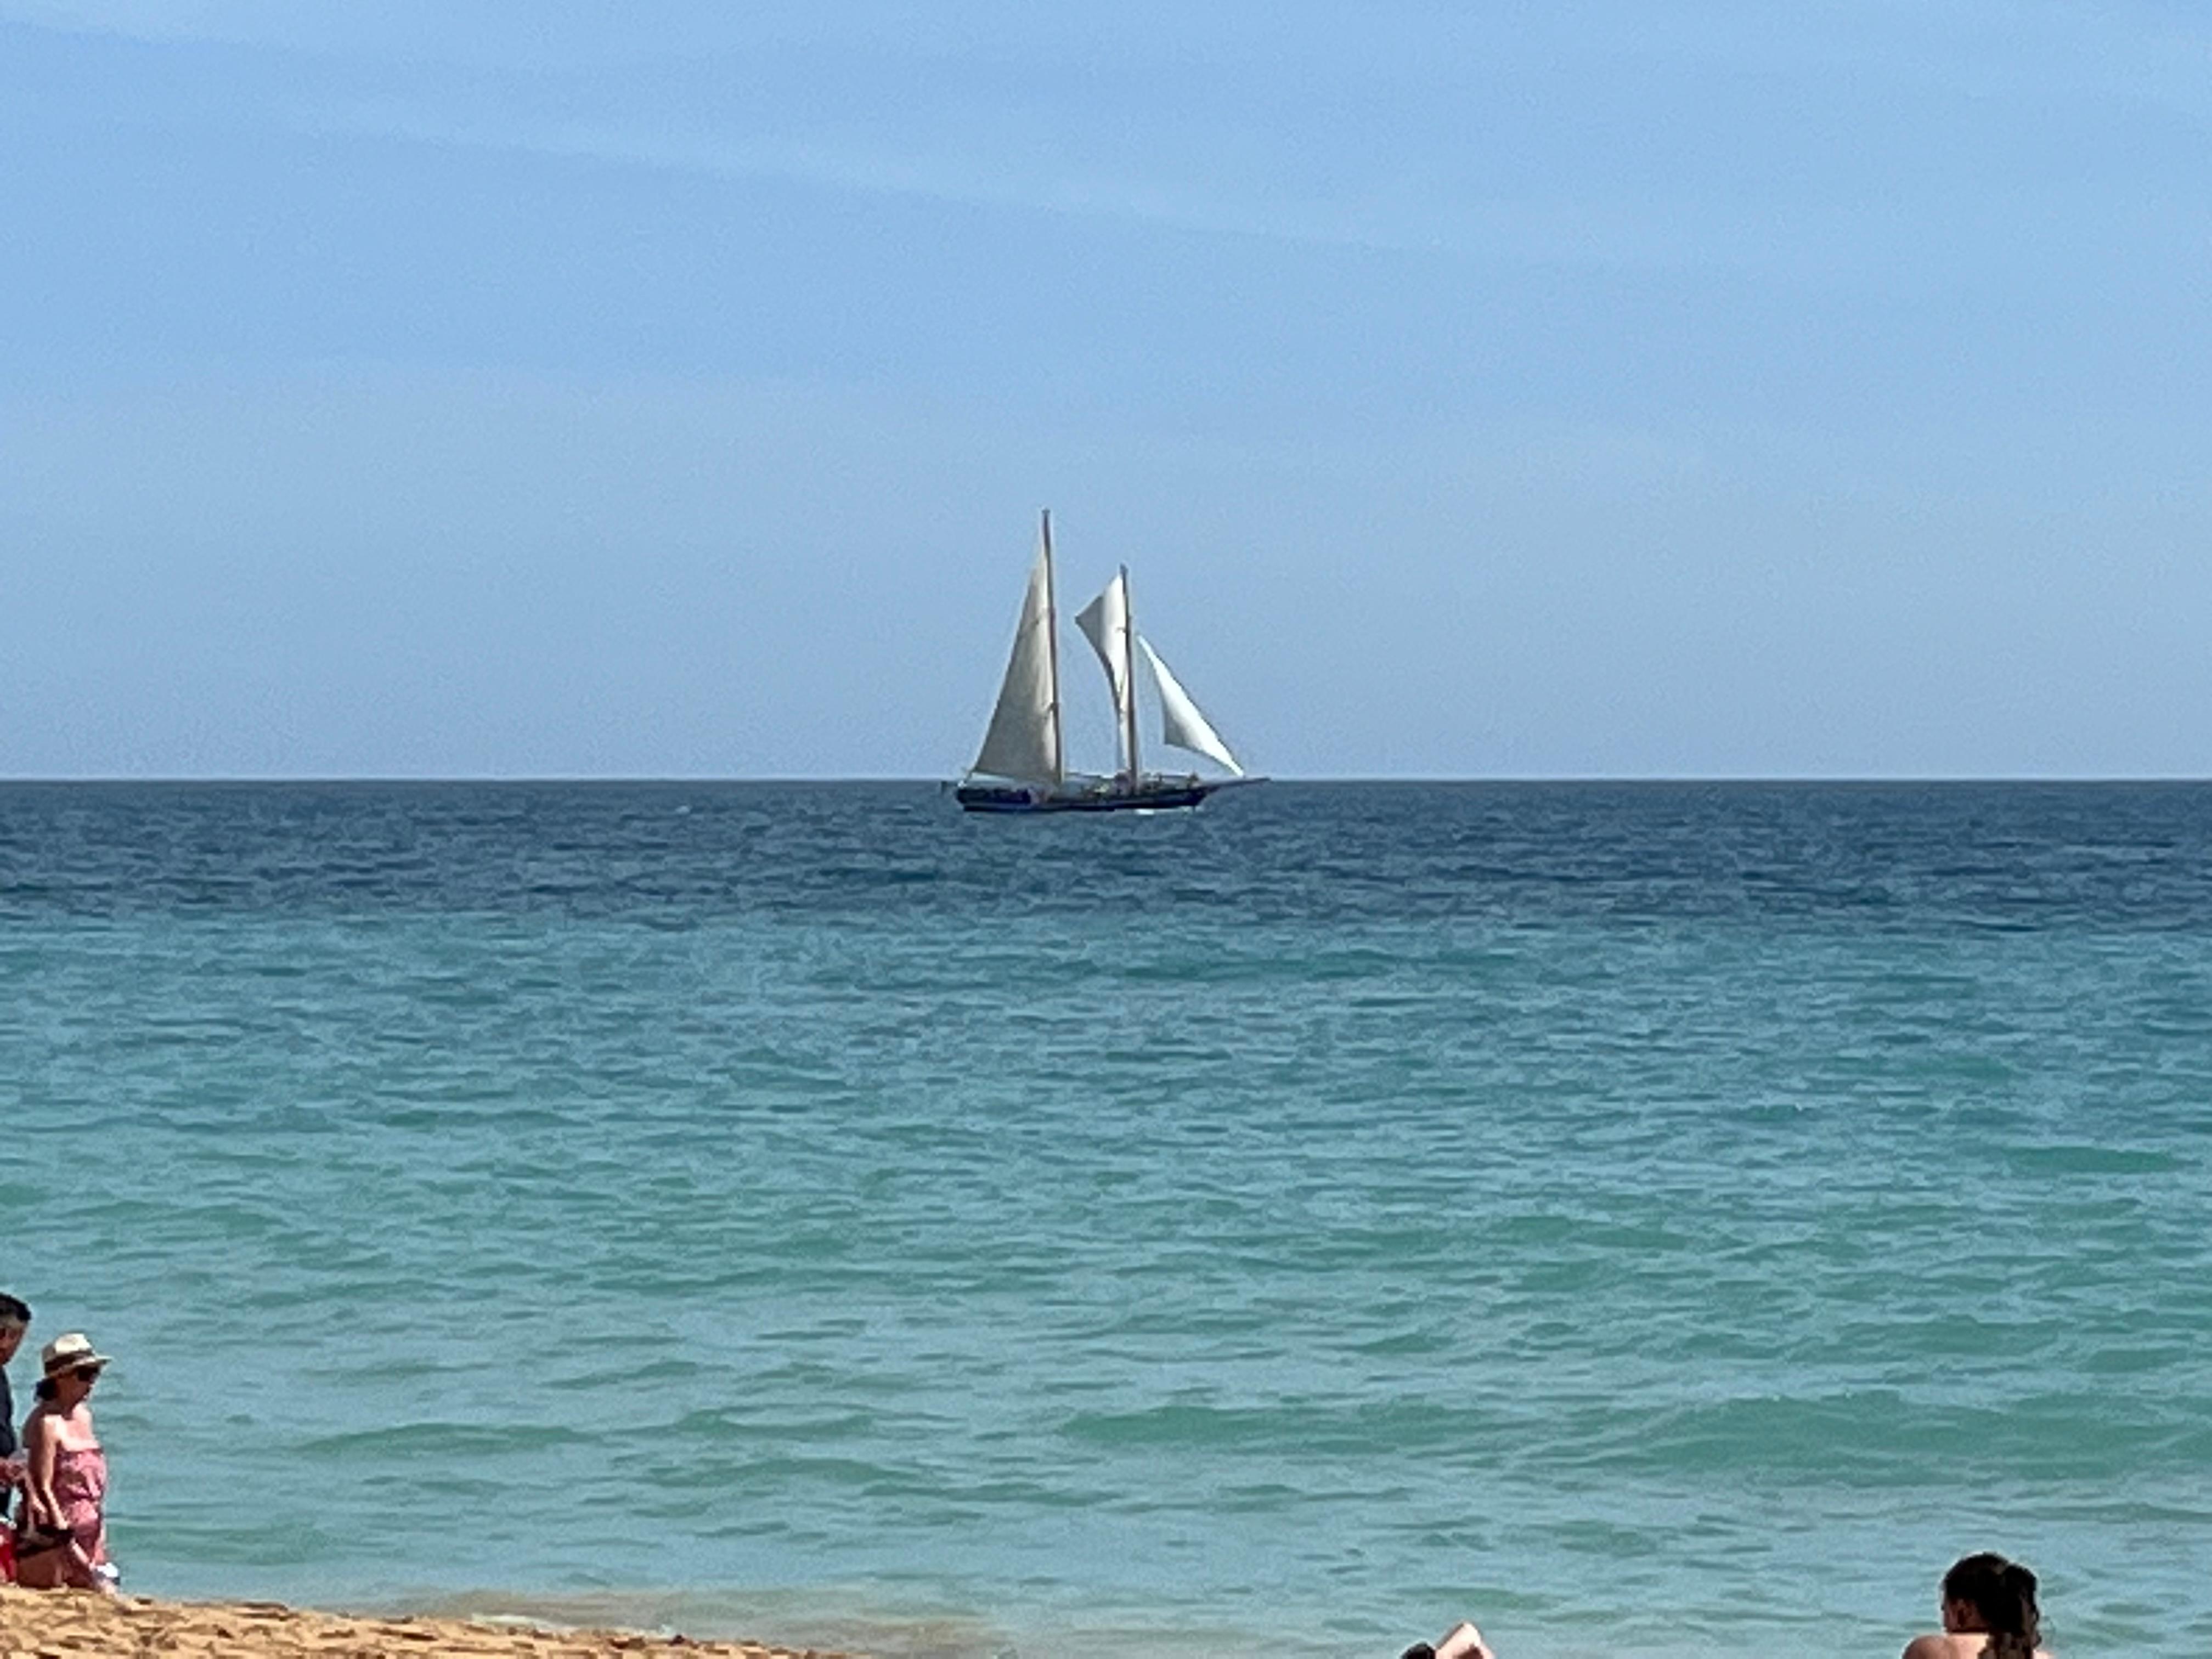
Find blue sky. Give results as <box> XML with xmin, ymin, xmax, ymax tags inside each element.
<box><xmin>3</xmin><ymin>1</ymin><xmax>2208</xmax><ymax>776</ymax></box>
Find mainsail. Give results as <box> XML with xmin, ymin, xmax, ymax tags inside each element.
<box><xmin>970</xmin><ymin>526</ymin><xmax>1063</xmax><ymax>784</ymax></box>
<box><xmin>1074</xmin><ymin>569</ymin><xmax>1137</xmax><ymax>778</ymax></box>
<box><xmin>1138</xmin><ymin>636</ymin><xmax>1244</xmax><ymax>776</ymax></box>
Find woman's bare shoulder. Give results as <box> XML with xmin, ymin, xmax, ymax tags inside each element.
<box><xmin>25</xmin><ymin>1402</ymin><xmax>97</xmax><ymax>1448</ymax></box>
<box><xmin>1901</xmin><ymin>1635</ymin><xmax>1967</xmax><ymax>1659</ymax></box>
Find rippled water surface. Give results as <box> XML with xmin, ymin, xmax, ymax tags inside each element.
<box><xmin>2</xmin><ymin>783</ymin><xmax>2208</xmax><ymax>1657</ymax></box>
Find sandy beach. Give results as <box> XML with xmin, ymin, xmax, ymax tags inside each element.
<box><xmin>0</xmin><ymin>1587</ymin><xmax>846</xmax><ymax>1658</ymax></box>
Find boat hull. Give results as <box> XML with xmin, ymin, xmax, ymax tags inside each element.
<box><xmin>955</xmin><ymin>777</ymin><xmax>1239</xmax><ymax>814</ymax></box>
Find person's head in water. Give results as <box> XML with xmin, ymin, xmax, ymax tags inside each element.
<box><xmin>1941</xmin><ymin>1553</ymin><xmax>2041</xmax><ymax>1658</ymax></box>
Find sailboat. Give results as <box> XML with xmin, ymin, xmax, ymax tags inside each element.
<box><xmin>955</xmin><ymin>511</ymin><xmax>1260</xmax><ymax>814</ymax></box>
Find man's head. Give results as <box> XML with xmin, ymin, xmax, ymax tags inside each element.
<box><xmin>0</xmin><ymin>1293</ymin><xmax>30</xmax><ymax>1365</ymax></box>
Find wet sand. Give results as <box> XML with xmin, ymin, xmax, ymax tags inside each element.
<box><xmin>0</xmin><ymin>1587</ymin><xmax>848</xmax><ymax>1658</ymax></box>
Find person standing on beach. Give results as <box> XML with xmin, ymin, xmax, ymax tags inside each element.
<box><xmin>0</xmin><ymin>1294</ymin><xmax>28</xmax><ymax>1582</ymax></box>
<box><xmin>13</xmin><ymin>1332</ymin><xmax>115</xmax><ymax>1593</ymax></box>
<box><xmin>0</xmin><ymin>1294</ymin><xmax>28</xmax><ymax>1481</ymax></box>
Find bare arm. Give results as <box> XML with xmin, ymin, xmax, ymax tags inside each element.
<box><xmin>1403</xmin><ymin>1623</ymin><xmax>1497</xmax><ymax>1659</ymax></box>
<box><xmin>21</xmin><ymin>1409</ymin><xmax>62</xmax><ymax>1530</ymax></box>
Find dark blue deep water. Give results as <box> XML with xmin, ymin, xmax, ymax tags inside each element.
<box><xmin>3</xmin><ymin>783</ymin><xmax>2208</xmax><ymax>1657</ymax></box>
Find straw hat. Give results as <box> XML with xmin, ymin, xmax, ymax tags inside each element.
<box><xmin>41</xmin><ymin>1332</ymin><xmax>112</xmax><ymax>1376</ymax></box>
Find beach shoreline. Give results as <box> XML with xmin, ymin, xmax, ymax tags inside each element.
<box><xmin>0</xmin><ymin>1585</ymin><xmax>849</xmax><ymax>1658</ymax></box>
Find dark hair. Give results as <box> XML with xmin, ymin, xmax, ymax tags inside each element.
<box><xmin>33</xmin><ymin>1376</ymin><xmax>57</xmax><ymax>1401</ymax></box>
<box><xmin>1944</xmin><ymin>1552</ymin><xmax>2041</xmax><ymax>1659</ymax></box>
<box><xmin>0</xmin><ymin>1293</ymin><xmax>29</xmax><ymax>1325</ymax></box>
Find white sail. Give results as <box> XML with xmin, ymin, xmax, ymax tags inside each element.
<box><xmin>1074</xmin><ymin>571</ymin><xmax>1136</xmax><ymax>775</ymax></box>
<box><xmin>1138</xmin><ymin>636</ymin><xmax>1244</xmax><ymax>776</ymax></box>
<box><xmin>970</xmin><ymin>536</ymin><xmax>1062</xmax><ymax>784</ymax></box>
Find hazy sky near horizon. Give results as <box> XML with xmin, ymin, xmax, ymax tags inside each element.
<box><xmin>4</xmin><ymin>1</ymin><xmax>2209</xmax><ymax>777</ymax></box>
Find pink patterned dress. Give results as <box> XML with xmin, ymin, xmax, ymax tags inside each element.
<box><xmin>52</xmin><ymin>1444</ymin><xmax>107</xmax><ymax>1563</ymax></box>
<box><xmin>16</xmin><ymin>1441</ymin><xmax>106</xmax><ymax>1589</ymax></box>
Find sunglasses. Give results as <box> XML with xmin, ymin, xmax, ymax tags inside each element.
<box><xmin>71</xmin><ymin>1366</ymin><xmax>101</xmax><ymax>1382</ymax></box>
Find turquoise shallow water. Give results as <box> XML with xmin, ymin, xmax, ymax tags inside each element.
<box><xmin>2</xmin><ymin>782</ymin><xmax>2208</xmax><ymax>1657</ymax></box>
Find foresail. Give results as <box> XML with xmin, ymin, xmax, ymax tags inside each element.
<box><xmin>1074</xmin><ymin>574</ymin><xmax>1131</xmax><ymax>711</ymax></box>
<box><xmin>971</xmin><ymin>544</ymin><xmax>1062</xmax><ymax>783</ymax></box>
<box><xmin>1138</xmin><ymin>636</ymin><xmax>1244</xmax><ymax>776</ymax></box>
<box><xmin>1074</xmin><ymin>573</ymin><xmax>1134</xmax><ymax>768</ymax></box>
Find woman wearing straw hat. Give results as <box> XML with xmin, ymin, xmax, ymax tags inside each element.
<box><xmin>14</xmin><ymin>1333</ymin><xmax>115</xmax><ymax>1592</ymax></box>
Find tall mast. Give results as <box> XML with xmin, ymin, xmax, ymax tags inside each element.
<box><xmin>1041</xmin><ymin>509</ymin><xmax>1064</xmax><ymax>785</ymax></box>
<box><xmin>1120</xmin><ymin>563</ymin><xmax>1140</xmax><ymax>782</ymax></box>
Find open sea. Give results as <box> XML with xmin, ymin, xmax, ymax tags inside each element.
<box><xmin>2</xmin><ymin>782</ymin><xmax>2208</xmax><ymax>1658</ymax></box>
